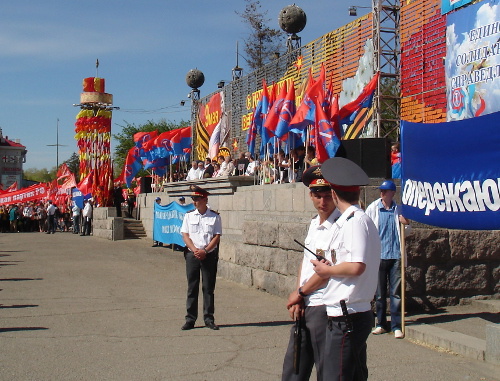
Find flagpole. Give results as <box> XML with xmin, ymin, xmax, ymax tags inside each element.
<box><xmin>400</xmin><ymin>221</ymin><xmax>406</xmax><ymax>335</ymax></box>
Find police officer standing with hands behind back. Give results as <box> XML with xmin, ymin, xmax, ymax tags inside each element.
<box><xmin>180</xmin><ymin>185</ymin><xmax>222</xmax><ymax>331</ymax></box>
<box><xmin>287</xmin><ymin>157</ymin><xmax>380</xmax><ymax>381</ymax></box>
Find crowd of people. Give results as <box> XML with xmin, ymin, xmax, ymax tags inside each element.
<box><xmin>152</xmin><ymin>145</ymin><xmax>324</xmax><ymax>189</ymax></box>
<box><xmin>0</xmin><ymin>199</ymin><xmax>94</xmax><ymax>236</ymax></box>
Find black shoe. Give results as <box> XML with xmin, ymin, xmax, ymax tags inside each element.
<box><xmin>152</xmin><ymin>244</ymin><xmax>158</xmax><ymax>247</ymax></box>
<box><xmin>181</xmin><ymin>321</ymin><xmax>195</xmax><ymax>330</ymax></box>
<box><xmin>205</xmin><ymin>321</ymin><xmax>219</xmax><ymax>330</ymax></box>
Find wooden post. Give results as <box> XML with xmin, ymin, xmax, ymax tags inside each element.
<box><xmin>400</xmin><ymin>222</ymin><xmax>406</xmax><ymax>334</ymax></box>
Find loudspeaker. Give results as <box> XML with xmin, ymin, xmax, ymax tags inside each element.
<box><xmin>140</xmin><ymin>176</ymin><xmax>152</xmax><ymax>194</ymax></box>
<box><xmin>340</xmin><ymin>138</ymin><xmax>391</xmax><ymax>178</ymax></box>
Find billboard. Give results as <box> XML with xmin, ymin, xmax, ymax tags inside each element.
<box><xmin>446</xmin><ymin>0</ymin><xmax>500</xmax><ymax>120</ymax></box>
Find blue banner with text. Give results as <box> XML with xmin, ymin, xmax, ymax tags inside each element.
<box><xmin>401</xmin><ymin>111</ymin><xmax>500</xmax><ymax>230</ymax></box>
<box><xmin>153</xmin><ymin>202</ymin><xmax>193</xmax><ymax>245</ymax></box>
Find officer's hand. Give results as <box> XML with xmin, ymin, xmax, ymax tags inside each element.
<box><xmin>287</xmin><ymin>290</ymin><xmax>302</xmax><ymax>311</ymax></box>
<box><xmin>195</xmin><ymin>249</ymin><xmax>207</xmax><ymax>260</ymax></box>
<box><xmin>311</xmin><ymin>259</ymin><xmax>331</xmax><ymax>279</ymax></box>
<box><xmin>288</xmin><ymin>303</ymin><xmax>304</xmax><ymax>320</ymax></box>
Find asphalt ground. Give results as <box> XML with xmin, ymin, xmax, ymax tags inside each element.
<box><xmin>0</xmin><ymin>231</ymin><xmax>498</xmax><ymax>381</ymax></box>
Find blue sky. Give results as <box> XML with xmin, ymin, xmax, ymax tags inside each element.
<box><xmin>0</xmin><ymin>0</ymin><xmax>371</xmax><ymax>170</ymax></box>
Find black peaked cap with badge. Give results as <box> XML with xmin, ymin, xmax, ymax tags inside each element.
<box><xmin>302</xmin><ymin>165</ymin><xmax>331</xmax><ymax>192</ymax></box>
<box><xmin>189</xmin><ymin>184</ymin><xmax>209</xmax><ymax>197</ymax></box>
<box><xmin>321</xmin><ymin>157</ymin><xmax>369</xmax><ymax>190</ymax></box>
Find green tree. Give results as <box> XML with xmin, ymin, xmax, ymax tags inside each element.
<box><xmin>236</xmin><ymin>0</ymin><xmax>285</xmax><ymax>70</ymax></box>
<box><xmin>63</xmin><ymin>152</ymin><xmax>80</xmax><ymax>180</ymax></box>
<box><xmin>23</xmin><ymin>167</ymin><xmax>55</xmax><ymax>183</ymax></box>
<box><xmin>113</xmin><ymin>119</ymin><xmax>189</xmax><ymax>176</ymax></box>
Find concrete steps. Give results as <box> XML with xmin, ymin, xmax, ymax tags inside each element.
<box><xmin>123</xmin><ymin>218</ymin><xmax>147</xmax><ymax>239</ymax></box>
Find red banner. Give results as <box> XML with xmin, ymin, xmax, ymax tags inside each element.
<box><xmin>198</xmin><ymin>92</ymin><xmax>222</xmax><ymax>136</ymax></box>
<box><xmin>0</xmin><ymin>183</ymin><xmax>49</xmax><ymax>206</ymax></box>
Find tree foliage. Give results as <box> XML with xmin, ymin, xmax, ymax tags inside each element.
<box><xmin>63</xmin><ymin>152</ymin><xmax>80</xmax><ymax>179</ymax></box>
<box><xmin>236</xmin><ymin>0</ymin><xmax>285</xmax><ymax>70</ymax></box>
<box><xmin>112</xmin><ymin>119</ymin><xmax>189</xmax><ymax>175</ymax></box>
<box><xmin>23</xmin><ymin>167</ymin><xmax>56</xmax><ymax>183</ymax></box>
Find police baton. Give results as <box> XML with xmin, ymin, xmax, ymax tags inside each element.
<box><xmin>293</xmin><ymin>317</ymin><xmax>301</xmax><ymax>374</ymax></box>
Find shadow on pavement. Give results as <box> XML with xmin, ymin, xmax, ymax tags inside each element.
<box><xmin>0</xmin><ymin>327</ymin><xmax>48</xmax><ymax>333</ymax></box>
<box><xmin>0</xmin><ymin>304</ymin><xmax>39</xmax><ymax>309</ymax></box>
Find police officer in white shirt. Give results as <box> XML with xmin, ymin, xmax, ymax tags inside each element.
<box><xmin>287</xmin><ymin>158</ymin><xmax>380</xmax><ymax>381</ymax></box>
<box><xmin>282</xmin><ymin>166</ymin><xmax>341</xmax><ymax>381</ymax></box>
<box><xmin>180</xmin><ymin>185</ymin><xmax>222</xmax><ymax>331</ymax></box>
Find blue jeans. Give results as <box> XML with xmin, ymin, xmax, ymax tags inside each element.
<box><xmin>375</xmin><ymin>259</ymin><xmax>401</xmax><ymax>331</ymax></box>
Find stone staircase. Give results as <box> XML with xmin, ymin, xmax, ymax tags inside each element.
<box><xmin>123</xmin><ymin>218</ymin><xmax>147</xmax><ymax>239</ymax></box>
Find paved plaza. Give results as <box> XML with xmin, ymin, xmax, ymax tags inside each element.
<box><xmin>0</xmin><ymin>232</ymin><xmax>498</xmax><ymax>380</ymax></box>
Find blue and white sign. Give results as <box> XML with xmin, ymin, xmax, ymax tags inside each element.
<box><xmin>72</xmin><ymin>188</ymin><xmax>84</xmax><ymax>209</ymax></box>
<box><xmin>442</xmin><ymin>0</ymin><xmax>474</xmax><ymax>14</ymax></box>
<box><xmin>446</xmin><ymin>1</ymin><xmax>500</xmax><ymax>120</ymax></box>
<box><xmin>401</xmin><ymin>111</ymin><xmax>500</xmax><ymax>230</ymax></box>
<box><xmin>153</xmin><ymin>202</ymin><xmax>193</xmax><ymax>245</ymax></box>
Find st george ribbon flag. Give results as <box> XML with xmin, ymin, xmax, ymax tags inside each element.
<box><xmin>400</xmin><ymin>111</ymin><xmax>500</xmax><ymax>230</ymax></box>
<box><xmin>153</xmin><ymin>201</ymin><xmax>194</xmax><ymax>246</ymax></box>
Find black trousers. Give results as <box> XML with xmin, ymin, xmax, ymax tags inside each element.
<box><xmin>48</xmin><ymin>215</ymin><xmax>55</xmax><ymax>233</ymax></box>
<box><xmin>323</xmin><ymin>310</ymin><xmax>373</xmax><ymax>381</ymax></box>
<box><xmin>184</xmin><ymin>249</ymin><xmax>218</xmax><ymax>324</ymax></box>
<box><xmin>82</xmin><ymin>217</ymin><xmax>92</xmax><ymax>235</ymax></box>
<box><xmin>282</xmin><ymin>305</ymin><xmax>327</xmax><ymax>381</ymax></box>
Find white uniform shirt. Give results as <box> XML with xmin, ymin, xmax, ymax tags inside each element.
<box><xmin>301</xmin><ymin>209</ymin><xmax>341</xmax><ymax>307</ymax></box>
<box><xmin>180</xmin><ymin>208</ymin><xmax>222</xmax><ymax>252</ymax></box>
<box><xmin>47</xmin><ymin>204</ymin><xmax>57</xmax><ymax>216</ymax></box>
<box><xmin>322</xmin><ymin>205</ymin><xmax>381</xmax><ymax>317</ymax></box>
<box><xmin>83</xmin><ymin>203</ymin><xmax>93</xmax><ymax>218</ymax></box>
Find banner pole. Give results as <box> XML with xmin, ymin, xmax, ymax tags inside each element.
<box><xmin>400</xmin><ymin>221</ymin><xmax>406</xmax><ymax>335</ymax></box>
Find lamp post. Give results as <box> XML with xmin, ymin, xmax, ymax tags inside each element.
<box><xmin>348</xmin><ymin>5</ymin><xmax>371</xmax><ymax>16</ymax></box>
<box><xmin>46</xmin><ymin>118</ymin><xmax>67</xmax><ymax>170</ymax></box>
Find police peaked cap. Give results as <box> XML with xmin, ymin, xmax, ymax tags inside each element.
<box><xmin>189</xmin><ymin>184</ymin><xmax>209</xmax><ymax>197</ymax></box>
<box><xmin>321</xmin><ymin>157</ymin><xmax>369</xmax><ymax>191</ymax></box>
<box><xmin>302</xmin><ymin>166</ymin><xmax>331</xmax><ymax>191</ymax></box>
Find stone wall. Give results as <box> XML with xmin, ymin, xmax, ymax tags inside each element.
<box><xmin>137</xmin><ymin>179</ymin><xmax>499</xmax><ymax>311</ymax></box>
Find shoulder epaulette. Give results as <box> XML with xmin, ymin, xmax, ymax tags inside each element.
<box><xmin>346</xmin><ymin>211</ymin><xmax>356</xmax><ymax>221</ymax></box>
<box><xmin>211</xmin><ymin>209</ymin><xmax>220</xmax><ymax>215</ymax></box>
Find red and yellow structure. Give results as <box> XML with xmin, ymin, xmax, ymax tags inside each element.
<box><xmin>74</xmin><ymin>77</ymin><xmax>114</xmax><ymax>206</ymax></box>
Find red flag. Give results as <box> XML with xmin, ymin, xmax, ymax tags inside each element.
<box><xmin>329</xmin><ymin>95</ymin><xmax>342</xmax><ymax>138</ymax></box>
<box><xmin>339</xmin><ymin>72</ymin><xmax>380</xmax><ymax>124</ymax></box>
<box><xmin>313</xmin><ymin>96</ymin><xmax>341</xmax><ymax>163</ymax></box>
<box><xmin>60</xmin><ymin>173</ymin><xmax>77</xmax><ymax>189</ymax></box>
<box><xmin>56</xmin><ymin>163</ymin><xmax>72</xmax><ymax>180</ymax></box>
<box><xmin>133</xmin><ymin>131</ymin><xmax>158</xmax><ymax>148</ymax></box>
<box><xmin>77</xmin><ymin>170</ymin><xmax>94</xmax><ymax>195</ymax></box>
<box><xmin>6</xmin><ymin>182</ymin><xmax>18</xmax><ymax>192</ymax></box>
<box><xmin>289</xmin><ymin>71</ymin><xmax>325</xmax><ymax>130</ymax></box>
<box><xmin>264</xmin><ymin>81</ymin><xmax>288</xmax><ymax>136</ymax></box>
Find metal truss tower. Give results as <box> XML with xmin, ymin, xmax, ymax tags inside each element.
<box><xmin>373</xmin><ymin>0</ymin><xmax>401</xmax><ymax>139</ymax></box>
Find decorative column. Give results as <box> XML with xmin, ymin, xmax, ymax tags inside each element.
<box><xmin>74</xmin><ymin>76</ymin><xmax>114</xmax><ymax>206</ymax></box>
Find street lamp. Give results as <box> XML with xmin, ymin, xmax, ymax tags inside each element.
<box><xmin>46</xmin><ymin>118</ymin><xmax>67</xmax><ymax>169</ymax></box>
<box><xmin>348</xmin><ymin>5</ymin><xmax>371</xmax><ymax>16</ymax></box>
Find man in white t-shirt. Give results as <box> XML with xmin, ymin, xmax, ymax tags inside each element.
<box><xmin>186</xmin><ymin>161</ymin><xmax>199</xmax><ymax>181</ymax></box>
